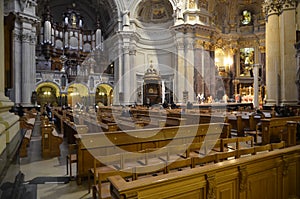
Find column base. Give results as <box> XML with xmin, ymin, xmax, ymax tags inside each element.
<box><xmin>279</xmin><ymin>100</ymin><xmax>299</xmax><ymax>106</ymax></box>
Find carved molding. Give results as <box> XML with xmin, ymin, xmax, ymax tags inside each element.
<box><xmin>239</xmin><ymin>165</ymin><xmax>248</xmax><ymax>192</ymax></box>
<box><xmin>281</xmin><ymin>0</ymin><xmax>297</xmax><ymax>10</ymax></box>
<box><xmin>21</xmin><ymin>33</ymin><xmax>35</xmax><ymax>43</ymax></box>
<box><xmin>282</xmin><ymin>156</ymin><xmax>289</xmax><ymax>176</ymax></box>
<box><xmin>263</xmin><ymin>0</ymin><xmax>282</xmax><ymax>18</ymax></box>
<box><xmin>206</xmin><ymin>173</ymin><xmax>216</xmax><ymax>199</ymax></box>
<box><xmin>264</xmin><ymin>0</ymin><xmax>296</xmax><ymax>20</ymax></box>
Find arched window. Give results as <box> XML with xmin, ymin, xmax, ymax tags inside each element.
<box><xmin>241</xmin><ymin>10</ymin><xmax>251</xmax><ymax>25</ymax></box>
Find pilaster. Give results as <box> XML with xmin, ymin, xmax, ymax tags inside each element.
<box><xmin>185</xmin><ymin>35</ymin><xmax>195</xmax><ymax>102</ymax></box>
<box><xmin>0</xmin><ymin>0</ymin><xmax>20</xmax><ymax>156</ymax></box>
<box><xmin>175</xmin><ymin>33</ymin><xmax>185</xmax><ymax>103</ymax></box>
<box><xmin>264</xmin><ymin>0</ymin><xmax>281</xmax><ymax>106</ymax></box>
<box><xmin>279</xmin><ymin>0</ymin><xmax>298</xmax><ymax>105</ymax></box>
<box><xmin>13</xmin><ymin>7</ymin><xmax>39</xmax><ymax>105</ymax></box>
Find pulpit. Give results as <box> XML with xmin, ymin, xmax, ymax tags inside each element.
<box><xmin>143</xmin><ymin>64</ymin><xmax>162</xmax><ymax>105</ymax></box>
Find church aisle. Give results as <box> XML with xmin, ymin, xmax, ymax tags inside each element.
<box><xmin>20</xmin><ymin>116</ymin><xmax>92</xmax><ymax>199</ymax></box>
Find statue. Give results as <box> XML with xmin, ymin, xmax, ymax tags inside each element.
<box><xmin>176</xmin><ymin>1</ymin><xmax>183</xmax><ymax>19</ymax></box>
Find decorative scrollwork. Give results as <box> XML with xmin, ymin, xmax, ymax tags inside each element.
<box><xmin>282</xmin><ymin>156</ymin><xmax>289</xmax><ymax>176</ymax></box>
<box><xmin>206</xmin><ymin>173</ymin><xmax>216</xmax><ymax>199</ymax></box>
<box><xmin>239</xmin><ymin>165</ymin><xmax>248</xmax><ymax>192</ymax></box>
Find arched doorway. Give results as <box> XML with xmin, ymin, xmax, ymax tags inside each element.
<box><xmin>36</xmin><ymin>82</ymin><xmax>60</xmax><ymax>106</ymax></box>
<box><xmin>67</xmin><ymin>83</ymin><xmax>89</xmax><ymax>107</ymax></box>
<box><xmin>95</xmin><ymin>84</ymin><xmax>113</xmax><ymax>106</ymax></box>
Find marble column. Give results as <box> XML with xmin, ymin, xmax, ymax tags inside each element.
<box><xmin>12</xmin><ymin>30</ymin><xmax>22</xmax><ymax>104</ymax></box>
<box><xmin>279</xmin><ymin>0</ymin><xmax>297</xmax><ymax>105</ymax></box>
<box><xmin>203</xmin><ymin>43</ymin><xmax>215</xmax><ymax>98</ymax></box>
<box><xmin>123</xmin><ymin>46</ymin><xmax>131</xmax><ymax>105</ymax></box>
<box><xmin>194</xmin><ymin>41</ymin><xmax>204</xmax><ymax>96</ymax></box>
<box><xmin>13</xmin><ymin>11</ymin><xmax>38</xmax><ymax>106</ymax></box>
<box><xmin>185</xmin><ymin>35</ymin><xmax>195</xmax><ymax>102</ymax></box>
<box><xmin>264</xmin><ymin>0</ymin><xmax>281</xmax><ymax>106</ymax></box>
<box><xmin>175</xmin><ymin>33</ymin><xmax>185</xmax><ymax>103</ymax></box>
<box><xmin>0</xmin><ymin>0</ymin><xmax>20</xmax><ymax>156</ymax></box>
<box><xmin>115</xmin><ymin>41</ymin><xmax>123</xmax><ymax>105</ymax></box>
<box><xmin>253</xmin><ymin>64</ymin><xmax>260</xmax><ymax>109</ymax></box>
<box><xmin>129</xmin><ymin>48</ymin><xmax>136</xmax><ymax>103</ymax></box>
<box><xmin>21</xmin><ymin>31</ymin><xmax>34</xmax><ymax>105</ymax></box>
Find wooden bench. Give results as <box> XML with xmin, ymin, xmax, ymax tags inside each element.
<box><xmin>19</xmin><ymin>115</ymin><xmax>35</xmax><ymax>130</ymax></box>
<box><xmin>19</xmin><ymin>129</ymin><xmax>33</xmax><ymax>157</ymax></box>
<box><xmin>260</xmin><ymin>116</ymin><xmax>300</xmax><ymax>145</ymax></box>
<box><xmin>108</xmin><ymin>145</ymin><xmax>300</xmax><ymax>199</ymax></box>
<box><xmin>41</xmin><ymin>120</ymin><xmax>63</xmax><ymax>159</ymax></box>
<box><xmin>91</xmin><ymin>137</ymin><xmax>288</xmax><ymax>199</ymax></box>
<box><xmin>75</xmin><ymin>123</ymin><xmax>231</xmax><ymax>184</ymax></box>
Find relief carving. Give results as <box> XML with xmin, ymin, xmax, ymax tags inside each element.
<box><xmin>282</xmin><ymin>156</ymin><xmax>289</xmax><ymax>176</ymax></box>
<box><xmin>263</xmin><ymin>0</ymin><xmax>282</xmax><ymax>19</ymax></box>
<box><xmin>281</xmin><ymin>0</ymin><xmax>297</xmax><ymax>10</ymax></box>
<box><xmin>239</xmin><ymin>165</ymin><xmax>248</xmax><ymax>191</ymax></box>
<box><xmin>206</xmin><ymin>173</ymin><xmax>216</xmax><ymax>199</ymax></box>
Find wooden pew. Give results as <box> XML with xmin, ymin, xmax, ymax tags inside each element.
<box><xmin>19</xmin><ymin>129</ymin><xmax>33</xmax><ymax>158</ymax></box>
<box><xmin>19</xmin><ymin>115</ymin><xmax>35</xmax><ymax>130</ymax></box>
<box><xmin>41</xmin><ymin>119</ymin><xmax>63</xmax><ymax>159</ymax></box>
<box><xmin>108</xmin><ymin>145</ymin><xmax>300</xmax><ymax>199</ymax></box>
<box><xmin>75</xmin><ymin>123</ymin><xmax>231</xmax><ymax>184</ymax></box>
<box><xmin>92</xmin><ymin>139</ymin><xmax>288</xmax><ymax>199</ymax></box>
<box><xmin>260</xmin><ymin>116</ymin><xmax>300</xmax><ymax>145</ymax></box>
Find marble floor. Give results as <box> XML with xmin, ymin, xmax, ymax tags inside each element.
<box><xmin>20</xmin><ymin>118</ymin><xmax>93</xmax><ymax>199</ymax></box>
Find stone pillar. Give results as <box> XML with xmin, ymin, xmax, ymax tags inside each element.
<box><xmin>175</xmin><ymin>34</ymin><xmax>185</xmax><ymax>103</ymax></box>
<box><xmin>185</xmin><ymin>35</ymin><xmax>195</xmax><ymax>102</ymax></box>
<box><xmin>13</xmin><ymin>10</ymin><xmax>38</xmax><ymax>106</ymax></box>
<box><xmin>0</xmin><ymin>0</ymin><xmax>20</xmax><ymax>156</ymax></box>
<box><xmin>129</xmin><ymin>48</ymin><xmax>136</xmax><ymax>103</ymax></box>
<box><xmin>12</xmin><ymin>30</ymin><xmax>22</xmax><ymax>103</ymax></box>
<box><xmin>279</xmin><ymin>0</ymin><xmax>297</xmax><ymax>105</ymax></box>
<box><xmin>123</xmin><ymin>46</ymin><xmax>131</xmax><ymax>105</ymax></box>
<box><xmin>194</xmin><ymin>40</ymin><xmax>204</xmax><ymax>96</ymax></box>
<box><xmin>253</xmin><ymin>64</ymin><xmax>260</xmax><ymax>109</ymax></box>
<box><xmin>203</xmin><ymin>43</ymin><xmax>215</xmax><ymax>98</ymax></box>
<box><xmin>21</xmin><ymin>31</ymin><xmax>34</xmax><ymax>105</ymax></box>
<box><xmin>264</xmin><ymin>0</ymin><xmax>281</xmax><ymax>106</ymax></box>
<box><xmin>116</xmin><ymin>41</ymin><xmax>123</xmax><ymax>105</ymax></box>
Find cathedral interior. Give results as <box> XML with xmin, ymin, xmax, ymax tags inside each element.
<box><xmin>3</xmin><ymin>0</ymin><xmax>299</xmax><ymax>108</ymax></box>
<box><xmin>1</xmin><ymin>0</ymin><xmax>300</xmax><ymax>199</ymax></box>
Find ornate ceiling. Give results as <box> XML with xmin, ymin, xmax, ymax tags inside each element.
<box><xmin>136</xmin><ymin>0</ymin><xmax>173</xmax><ymax>24</ymax></box>
<box><xmin>35</xmin><ymin>0</ymin><xmax>266</xmax><ymax>38</ymax></box>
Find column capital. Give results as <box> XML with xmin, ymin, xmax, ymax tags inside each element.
<box><xmin>259</xmin><ymin>46</ymin><xmax>266</xmax><ymax>53</ymax></box>
<box><xmin>194</xmin><ymin>40</ymin><xmax>213</xmax><ymax>51</ymax></box>
<box><xmin>21</xmin><ymin>32</ymin><xmax>35</xmax><ymax>43</ymax></box>
<box><xmin>263</xmin><ymin>0</ymin><xmax>281</xmax><ymax>20</ymax></box>
<box><xmin>123</xmin><ymin>45</ymin><xmax>130</xmax><ymax>54</ymax></box>
<box><xmin>280</xmin><ymin>0</ymin><xmax>297</xmax><ymax>11</ymax></box>
<box><xmin>177</xmin><ymin>40</ymin><xmax>185</xmax><ymax>50</ymax></box>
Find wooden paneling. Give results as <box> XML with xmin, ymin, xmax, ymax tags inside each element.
<box><xmin>109</xmin><ymin>146</ymin><xmax>300</xmax><ymax>199</ymax></box>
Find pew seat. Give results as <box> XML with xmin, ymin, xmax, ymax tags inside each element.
<box><xmin>19</xmin><ymin>129</ymin><xmax>33</xmax><ymax>157</ymax></box>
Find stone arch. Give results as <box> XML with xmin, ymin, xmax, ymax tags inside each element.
<box><xmin>95</xmin><ymin>83</ymin><xmax>114</xmax><ymax>106</ymax></box>
<box><xmin>36</xmin><ymin>82</ymin><xmax>61</xmax><ymax>106</ymax></box>
<box><xmin>66</xmin><ymin>83</ymin><xmax>90</xmax><ymax>107</ymax></box>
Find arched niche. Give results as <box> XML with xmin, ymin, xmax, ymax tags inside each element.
<box><xmin>67</xmin><ymin>83</ymin><xmax>89</xmax><ymax>107</ymax></box>
<box><xmin>95</xmin><ymin>84</ymin><xmax>113</xmax><ymax>106</ymax></box>
<box><xmin>36</xmin><ymin>82</ymin><xmax>61</xmax><ymax>106</ymax></box>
